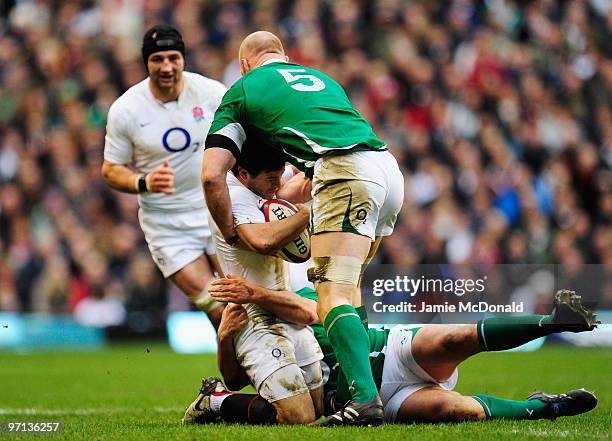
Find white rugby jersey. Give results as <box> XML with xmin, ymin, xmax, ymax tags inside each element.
<box><xmin>210</xmin><ymin>173</ymin><xmax>291</xmax><ymax>321</ymax></box>
<box><xmin>211</xmin><ymin>173</ymin><xmax>290</xmax><ymax>291</ymax></box>
<box><xmin>104</xmin><ymin>72</ymin><xmax>226</xmax><ymax>211</ymax></box>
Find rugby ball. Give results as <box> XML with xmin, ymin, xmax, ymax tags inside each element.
<box><xmin>260</xmin><ymin>198</ymin><xmax>311</xmax><ymax>263</ymax></box>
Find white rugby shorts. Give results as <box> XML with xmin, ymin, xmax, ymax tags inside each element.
<box><xmin>139</xmin><ymin>207</ymin><xmax>215</xmax><ymax>278</ymax></box>
<box><xmin>234</xmin><ymin>317</ymin><xmax>323</xmax><ymax>399</ymax></box>
<box><xmin>258</xmin><ymin>361</ymin><xmax>323</xmax><ymax>402</ymax></box>
<box><xmin>380</xmin><ymin>325</ymin><xmax>459</xmax><ymax>423</ymax></box>
<box><xmin>311</xmin><ymin>150</ymin><xmax>404</xmax><ymax>239</ymax></box>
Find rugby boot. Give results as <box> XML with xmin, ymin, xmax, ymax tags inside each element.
<box><xmin>550</xmin><ymin>290</ymin><xmax>599</xmax><ymax>332</ymax></box>
<box><xmin>181</xmin><ymin>376</ymin><xmax>227</xmax><ymax>424</ymax></box>
<box><xmin>312</xmin><ymin>395</ymin><xmax>384</xmax><ymax>426</ymax></box>
<box><xmin>527</xmin><ymin>389</ymin><xmax>597</xmax><ymax>420</ymax></box>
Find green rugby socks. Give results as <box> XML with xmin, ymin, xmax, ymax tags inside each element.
<box><xmin>356</xmin><ymin>305</ymin><xmax>369</xmax><ymax>332</ymax></box>
<box><xmin>325</xmin><ymin>304</ymin><xmax>378</xmax><ymax>403</ymax></box>
<box><xmin>472</xmin><ymin>395</ymin><xmax>548</xmax><ymax>420</ymax></box>
<box><xmin>476</xmin><ymin>315</ymin><xmax>558</xmax><ymax>351</ymax></box>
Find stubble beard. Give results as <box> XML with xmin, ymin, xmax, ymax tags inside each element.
<box><xmin>153</xmin><ymin>72</ymin><xmax>182</xmax><ymax>100</ymax></box>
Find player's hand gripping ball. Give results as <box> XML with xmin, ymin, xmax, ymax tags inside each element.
<box><xmin>260</xmin><ymin>198</ymin><xmax>310</xmax><ymax>263</ymax></box>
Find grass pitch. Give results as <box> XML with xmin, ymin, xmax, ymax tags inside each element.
<box><xmin>1</xmin><ymin>343</ymin><xmax>610</xmax><ymax>440</ymax></box>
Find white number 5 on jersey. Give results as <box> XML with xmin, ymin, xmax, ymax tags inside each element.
<box><xmin>277</xmin><ymin>68</ymin><xmax>326</xmax><ymax>92</ymax></box>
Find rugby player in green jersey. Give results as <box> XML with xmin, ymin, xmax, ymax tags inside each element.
<box><xmin>202</xmin><ymin>31</ymin><xmax>404</xmax><ymax>426</ymax></box>
<box><xmin>184</xmin><ymin>278</ymin><xmax>597</xmax><ymax>425</ymax></box>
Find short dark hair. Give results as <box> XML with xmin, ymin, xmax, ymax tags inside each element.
<box><xmin>232</xmin><ymin>140</ymin><xmax>286</xmax><ymax>176</ymax></box>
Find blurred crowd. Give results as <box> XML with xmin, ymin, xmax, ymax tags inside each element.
<box><xmin>0</xmin><ymin>0</ymin><xmax>610</xmax><ymax>322</ymax></box>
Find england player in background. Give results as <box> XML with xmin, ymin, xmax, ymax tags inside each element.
<box><xmin>102</xmin><ymin>25</ymin><xmax>226</xmax><ymax>326</ymax></box>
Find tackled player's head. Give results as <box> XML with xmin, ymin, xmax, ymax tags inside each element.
<box><xmin>238</xmin><ymin>31</ymin><xmax>287</xmax><ymax>75</ymax></box>
<box><xmin>233</xmin><ymin>141</ymin><xmax>286</xmax><ymax>199</ymax></box>
<box><xmin>142</xmin><ymin>25</ymin><xmax>185</xmax><ymax>98</ymax></box>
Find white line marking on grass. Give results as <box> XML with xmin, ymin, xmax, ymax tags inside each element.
<box><xmin>508</xmin><ymin>428</ymin><xmax>572</xmax><ymax>438</ymax></box>
<box><xmin>0</xmin><ymin>407</ymin><xmax>183</xmax><ymax>416</ymax></box>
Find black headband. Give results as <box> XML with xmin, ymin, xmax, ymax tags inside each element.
<box><xmin>142</xmin><ymin>25</ymin><xmax>185</xmax><ymax>69</ymax></box>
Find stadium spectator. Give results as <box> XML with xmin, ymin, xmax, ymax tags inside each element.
<box><xmin>0</xmin><ymin>1</ymin><xmax>610</xmax><ymax>319</ymax></box>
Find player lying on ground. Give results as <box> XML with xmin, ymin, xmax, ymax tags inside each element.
<box><xmin>193</xmin><ymin>145</ymin><xmax>324</xmax><ymax>424</ymax></box>
<box><xmin>183</xmin><ymin>281</ymin><xmax>598</xmax><ymax>425</ymax></box>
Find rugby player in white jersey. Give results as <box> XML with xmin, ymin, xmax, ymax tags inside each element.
<box><xmin>183</xmin><ymin>144</ymin><xmax>324</xmax><ymax>424</ymax></box>
<box><xmin>102</xmin><ymin>25</ymin><xmax>226</xmax><ymax>325</ymax></box>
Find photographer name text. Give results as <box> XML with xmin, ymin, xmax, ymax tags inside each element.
<box><xmin>372</xmin><ymin>301</ymin><xmax>524</xmax><ymax>313</ymax></box>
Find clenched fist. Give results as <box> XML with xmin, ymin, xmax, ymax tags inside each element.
<box><xmin>146</xmin><ymin>159</ymin><xmax>175</xmax><ymax>194</ymax></box>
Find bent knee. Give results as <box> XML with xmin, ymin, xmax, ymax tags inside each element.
<box><xmin>438</xmin><ymin>326</ymin><xmax>474</xmax><ymax>353</ymax></box>
<box><xmin>437</xmin><ymin>395</ymin><xmax>486</xmax><ymax>422</ymax></box>
<box><xmin>274</xmin><ymin>402</ymin><xmax>315</xmax><ymax>424</ymax></box>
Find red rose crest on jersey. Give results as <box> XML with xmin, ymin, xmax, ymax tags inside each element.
<box><xmin>192</xmin><ymin>106</ymin><xmax>204</xmax><ymax>122</ymax></box>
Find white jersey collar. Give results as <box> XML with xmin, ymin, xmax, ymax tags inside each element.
<box><xmin>261</xmin><ymin>58</ymin><xmax>288</xmax><ymax>66</ymax></box>
<box><xmin>227</xmin><ymin>172</ymin><xmax>241</xmax><ymax>187</ymax></box>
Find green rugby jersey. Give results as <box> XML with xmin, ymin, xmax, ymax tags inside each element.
<box><xmin>206</xmin><ymin>60</ymin><xmax>386</xmax><ymax>173</ymax></box>
<box><xmin>296</xmin><ymin>287</ymin><xmax>389</xmax><ymax>404</ymax></box>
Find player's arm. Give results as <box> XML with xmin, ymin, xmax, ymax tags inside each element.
<box><xmin>217</xmin><ymin>303</ymin><xmax>251</xmax><ymax>391</ymax></box>
<box><xmin>102</xmin><ymin>160</ymin><xmax>175</xmax><ymax>194</ymax></box>
<box><xmin>235</xmin><ymin>204</ymin><xmax>310</xmax><ymax>255</ymax></box>
<box><xmin>102</xmin><ymin>160</ymin><xmax>142</xmax><ymax>194</ymax></box>
<box><xmin>204</xmin><ymin>82</ymin><xmax>247</xmax><ymax>243</ymax></box>
<box><xmin>103</xmin><ymin>102</ymin><xmax>175</xmax><ymax>194</ymax></box>
<box><xmin>202</xmin><ymin>148</ymin><xmax>237</xmax><ymax>242</ymax></box>
<box><xmin>276</xmin><ymin>171</ymin><xmax>312</xmax><ymax>204</ymax></box>
<box><xmin>210</xmin><ymin>276</ymin><xmax>318</xmax><ymax>325</ymax></box>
